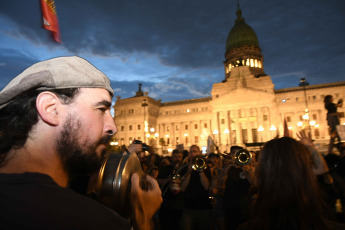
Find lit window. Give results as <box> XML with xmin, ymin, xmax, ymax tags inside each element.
<box><xmin>246</xmin><ymin>59</ymin><xmax>249</xmax><ymax>66</ymax></box>
<box><xmin>254</xmin><ymin>59</ymin><xmax>258</xmax><ymax>67</ymax></box>
<box><xmin>282</xmin><ymin>99</ymin><xmax>286</xmax><ymax>103</ymax></box>
<box><xmin>250</xmin><ymin>59</ymin><xmax>254</xmax><ymax>67</ymax></box>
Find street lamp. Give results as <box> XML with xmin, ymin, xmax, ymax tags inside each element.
<box><xmin>299</xmin><ymin>78</ymin><xmax>312</xmax><ymax>137</ymax></box>
<box><xmin>142</xmin><ymin>98</ymin><xmax>148</xmax><ymax>142</ymax></box>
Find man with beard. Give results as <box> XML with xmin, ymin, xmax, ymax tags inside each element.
<box><xmin>0</xmin><ymin>56</ymin><xmax>162</xmax><ymax>230</ymax></box>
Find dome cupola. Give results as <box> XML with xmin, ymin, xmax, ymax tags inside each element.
<box><xmin>224</xmin><ymin>4</ymin><xmax>266</xmax><ymax>80</ymax></box>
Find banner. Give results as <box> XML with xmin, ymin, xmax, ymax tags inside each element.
<box><xmin>40</xmin><ymin>0</ymin><xmax>61</xmax><ymax>43</ymax></box>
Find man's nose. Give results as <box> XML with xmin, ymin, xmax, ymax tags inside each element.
<box><xmin>105</xmin><ymin>113</ymin><xmax>117</xmax><ymax>135</ymax></box>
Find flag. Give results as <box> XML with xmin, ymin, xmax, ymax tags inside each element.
<box><xmin>40</xmin><ymin>0</ymin><xmax>61</xmax><ymax>43</ymax></box>
<box><xmin>283</xmin><ymin>118</ymin><xmax>289</xmax><ymax>137</ymax></box>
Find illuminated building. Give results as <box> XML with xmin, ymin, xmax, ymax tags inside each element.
<box><xmin>114</xmin><ymin>5</ymin><xmax>345</xmax><ymax>154</ymax></box>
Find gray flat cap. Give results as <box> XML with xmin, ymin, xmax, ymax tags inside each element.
<box><xmin>0</xmin><ymin>56</ymin><xmax>114</xmax><ymax>109</ymax></box>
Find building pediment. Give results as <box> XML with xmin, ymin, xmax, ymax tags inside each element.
<box><xmin>212</xmin><ymin>87</ymin><xmax>275</xmax><ymax>107</ymax></box>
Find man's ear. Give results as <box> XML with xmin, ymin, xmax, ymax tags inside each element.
<box><xmin>36</xmin><ymin>92</ymin><xmax>61</xmax><ymax>126</ymax></box>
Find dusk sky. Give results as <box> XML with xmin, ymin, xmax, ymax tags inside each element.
<box><xmin>1</xmin><ymin>0</ymin><xmax>344</xmax><ymax>104</ymax></box>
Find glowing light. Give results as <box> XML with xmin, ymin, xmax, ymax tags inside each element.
<box><xmin>269</xmin><ymin>125</ymin><xmax>277</xmax><ymax>131</ymax></box>
<box><xmin>213</xmin><ymin>129</ymin><xmax>219</xmax><ymax>135</ymax></box>
<box><xmin>150</xmin><ymin>127</ymin><xmax>155</xmax><ymax>132</ymax></box>
<box><xmin>168</xmin><ymin>148</ymin><xmax>173</xmax><ymax>153</ymax></box>
<box><xmin>184</xmin><ymin>133</ymin><xmax>188</xmax><ymax>136</ymax></box>
<box><xmin>309</xmin><ymin>120</ymin><xmax>316</xmax><ymax>126</ymax></box>
<box><xmin>288</xmin><ymin>126</ymin><xmax>292</xmax><ymax>130</ymax></box>
<box><xmin>297</xmin><ymin>122</ymin><xmax>303</xmax><ymax>127</ymax></box>
<box><xmin>165</xmin><ymin>134</ymin><xmax>169</xmax><ymax>138</ymax></box>
<box><xmin>154</xmin><ymin>133</ymin><xmax>159</xmax><ymax>137</ymax></box>
<box><xmin>258</xmin><ymin>126</ymin><xmax>264</xmax><ymax>132</ymax></box>
<box><xmin>146</xmin><ymin>134</ymin><xmax>150</xmax><ymax>138</ymax></box>
<box><xmin>302</xmin><ymin>114</ymin><xmax>309</xmax><ymax>120</ymax></box>
<box><xmin>224</xmin><ymin>128</ymin><xmax>229</xmax><ymax>134</ymax></box>
<box><xmin>187</xmin><ymin>109</ymin><xmax>190</xmax><ymax>113</ymax></box>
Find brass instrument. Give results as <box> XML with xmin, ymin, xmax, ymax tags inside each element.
<box><xmin>192</xmin><ymin>155</ymin><xmax>207</xmax><ymax>172</ymax></box>
<box><xmin>234</xmin><ymin>149</ymin><xmax>252</xmax><ymax>166</ymax></box>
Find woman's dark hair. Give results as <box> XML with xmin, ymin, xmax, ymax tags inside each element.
<box><xmin>245</xmin><ymin>137</ymin><xmax>327</xmax><ymax>230</ymax></box>
<box><xmin>324</xmin><ymin>95</ymin><xmax>332</xmax><ymax>107</ymax></box>
<box><xmin>0</xmin><ymin>88</ymin><xmax>79</xmax><ymax>165</ymax></box>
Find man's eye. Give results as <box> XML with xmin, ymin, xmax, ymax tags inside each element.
<box><xmin>98</xmin><ymin>108</ymin><xmax>107</xmax><ymax>112</ymax></box>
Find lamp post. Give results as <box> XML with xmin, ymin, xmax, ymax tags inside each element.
<box><xmin>142</xmin><ymin>98</ymin><xmax>148</xmax><ymax>142</ymax></box>
<box><xmin>299</xmin><ymin>78</ymin><xmax>312</xmax><ymax>137</ymax></box>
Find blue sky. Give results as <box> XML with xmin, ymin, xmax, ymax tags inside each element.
<box><xmin>1</xmin><ymin>0</ymin><xmax>345</xmax><ymax>104</ymax></box>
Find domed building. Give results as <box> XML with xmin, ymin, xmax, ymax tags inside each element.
<box><xmin>113</xmin><ymin>5</ymin><xmax>345</xmax><ymax>154</ymax></box>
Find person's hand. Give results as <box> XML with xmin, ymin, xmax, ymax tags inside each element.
<box><xmin>130</xmin><ymin>173</ymin><xmax>162</xmax><ymax>230</ymax></box>
<box><xmin>296</xmin><ymin>130</ymin><xmax>313</xmax><ymax>147</ymax></box>
<box><xmin>127</xmin><ymin>142</ymin><xmax>143</xmax><ymax>155</ymax></box>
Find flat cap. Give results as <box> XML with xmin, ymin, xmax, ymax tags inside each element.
<box><xmin>0</xmin><ymin>56</ymin><xmax>114</xmax><ymax>109</ymax></box>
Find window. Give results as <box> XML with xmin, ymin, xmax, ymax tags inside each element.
<box><xmin>195</xmin><ymin>136</ymin><xmax>199</xmax><ymax>144</ymax></box>
<box><xmin>314</xmin><ymin>128</ymin><xmax>320</xmax><ymax>139</ymax></box>
<box><xmin>204</xmin><ymin>123</ymin><xmax>208</xmax><ymax>128</ymax></box>
<box><xmin>242</xmin><ymin>129</ymin><xmax>248</xmax><ymax>143</ymax></box>
<box><xmin>167</xmin><ymin>126</ymin><xmax>170</xmax><ymax>131</ymax></box>
<box><xmin>128</xmin><ymin>109</ymin><xmax>134</xmax><ymax>114</ymax></box>
<box><xmin>221</xmin><ymin>119</ymin><xmax>225</xmax><ymax>124</ymax></box>
<box><xmin>286</xmin><ymin>116</ymin><xmax>291</xmax><ymax>122</ymax></box>
<box><xmin>129</xmin><ymin>125</ymin><xmax>132</xmax><ymax>131</ymax></box>
<box><xmin>299</xmin><ymin>115</ymin><xmax>303</xmax><ymax>121</ymax></box>
<box><xmin>120</xmin><ymin>138</ymin><xmax>124</xmax><ymax>145</ymax></box>
<box><xmin>252</xmin><ymin>128</ymin><xmax>258</xmax><ymax>143</ymax></box>
<box><xmin>185</xmin><ymin>137</ymin><xmax>189</xmax><ymax>144</ymax></box>
<box><xmin>137</xmin><ymin>124</ymin><xmax>141</xmax><ymax>130</ymax></box>
<box><xmin>121</xmin><ymin>126</ymin><xmax>125</xmax><ymax>131</ymax></box>
<box><xmin>129</xmin><ymin>137</ymin><xmax>133</xmax><ymax>144</ymax></box>
<box><xmin>239</xmin><ymin>109</ymin><xmax>245</xmax><ymax>118</ymax></box>
<box><xmin>176</xmin><ymin>125</ymin><xmax>179</xmax><ymax>131</ymax></box>
<box><xmin>185</xmin><ymin>125</ymin><xmax>188</xmax><ymax>130</ymax></box>
<box><xmin>176</xmin><ymin>137</ymin><xmax>179</xmax><ymax>144</ymax></box>
<box><xmin>263</xmin><ymin>115</ymin><xmax>268</xmax><ymax>121</ymax></box>
<box><xmin>194</xmin><ymin>124</ymin><xmax>198</xmax><ymax>129</ymax></box>
<box><xmin>312</xmin><ymin>95</ymin><xmax>316</xmax><ymax>100</ymax></box>
<box><xmin>232</xmin><ymin>130</ymin><xmax>237</xmax><ymax>144</ymax></box>
<box><xmin>312</xmin><ymin>114</ymin><xmax>317</xmax><ymax>120</ymax></box>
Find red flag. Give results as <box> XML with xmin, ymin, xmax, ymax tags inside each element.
<box><xmin>40</xmin><ymin>0</ymin><xmax>61</xmax><ymax>43</ymax></box>
<box><xmin>283</xmin><ymin>118</ymin><xmax>289</xmax><ymax>137</ymax></box>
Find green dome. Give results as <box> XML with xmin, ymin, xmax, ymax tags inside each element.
<box><xmin>226</xmin><ymin>8</ymin><xmax>259</xmax><ymax>52</ymax></box>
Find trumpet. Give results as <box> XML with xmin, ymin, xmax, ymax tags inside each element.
<box><xmin>234</xmin><ymin>149</ymin><xmax>252</xmax><ymax>166</ymax></box>
<box><xmin>192</xmin><ymin>155</ymin><xmax>207</xmax><ymax>172</ymax></box>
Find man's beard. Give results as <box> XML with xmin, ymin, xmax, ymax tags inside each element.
<box><xmin>56</xmin><ymin>116</ymin><xmax>112</xmax><ymax>180</ymax></box>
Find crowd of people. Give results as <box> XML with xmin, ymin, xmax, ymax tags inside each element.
<box><xmin>135</xmin><ymin>130</ymin><xmax>345</xmax><ymax>230</ymax></box>
<box><xmin>1</xmin><ymin>56</ymin><xmax>345</xmax><ymax>230</ymax></box>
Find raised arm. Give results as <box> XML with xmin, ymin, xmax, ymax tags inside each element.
<box><xmin>297</xmin><ymin>131</ymin><xmax>329</xmax><ymax>175</ymax></box>
<box><xmin>130</xmin><ymin>173</ymin><xmax>162</xmax><ymax>230</ymax></box>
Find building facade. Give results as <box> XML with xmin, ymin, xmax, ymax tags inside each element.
<box><xmin>113</xmin><ymin>6</ymin><xmax>345</xmax><ymax>154</ymax></box>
